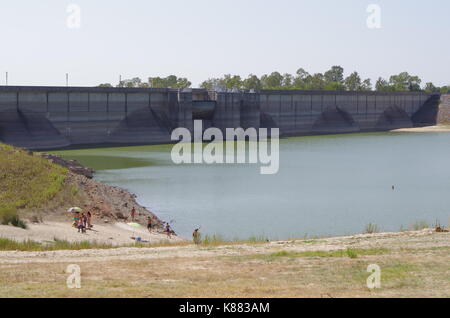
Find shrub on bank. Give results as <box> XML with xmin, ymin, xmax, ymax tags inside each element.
<box><xmin>0</xmin><ymin>207</ymin><xmax>27</xmax><ymax>229</ymax></box>
<box><xmin>364</xmin><ymin>223</ymin><xmax>380</xmax><ymax>234</ymax></box>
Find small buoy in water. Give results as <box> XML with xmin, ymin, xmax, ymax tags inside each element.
<box><xmin>392</xmin><ymin>185</ymin><xmax>395</xmax><ymax>190</ymax></box>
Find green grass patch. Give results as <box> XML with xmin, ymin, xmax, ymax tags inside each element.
<box><xmin>295</xmin><ymin>239</ymin><xmax>321</xmax><ymax>245</ymax></box>
<box><xmin>0</xmin><ymin>238</ymin><xmax>113</xmax><ymax>251</ymax></box>
<box><xmin>381</xmin><ymin>263</ymin><xmax>421</xmax><ymax>281</ymax></box>
<box><xmin>0</xmin><ymin>237</ymin><xmax>195</xmax><ymax>252</ymax></box>
<box><xmin>201</xmin><ymin>234</ymin><xmax>225</xmax><ymax>246</ymax></box>
<box><xmin>250</xmin><ymin>248</ymin><xmax>388</xmax><ymax>262</ymax></box>
<box><xmin>0</xmin><ymin>237</ymin><xmax>191</xmax><ymax>252</ymax></box>
<box><xmin>199</xmin><ymin>234</ymin><xmax>270</xmax><ymax>247</ymax></box>
<box><xmin>410</xmin><ymin>220</ymin><xmax>429</xmax><ymax>231</ymax></box>
<box><xmin>0</xmin><ymin>144</ymin><xmax>67</xmax><ymax>209</ymax></box>
<box><xmin>48</xmin><ymin>154</ymin><xmax>153</xmax><ymax>171</ymax></box>
<box><xmin>0</xmin><ymin>143</ymin><xmax>71</xmax><ymax>228</ymax></box>
<box><xmin>352</xmin><ymin>262</ymin><xmax>422</xmax><ymax>288</ymax></box>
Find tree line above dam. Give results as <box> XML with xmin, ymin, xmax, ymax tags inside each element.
<box><xmin>97</xmin><ymin>66</ymin><xmax>449</xmax><ymax>94</ymax></box>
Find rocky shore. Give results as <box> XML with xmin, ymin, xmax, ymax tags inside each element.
<box><xmin>40</xmin><ymin>153</ymin><xmax>95</xmax><ymax>179</ymax></box>
<box><xmin>39</xmin><ymin>153</ymin><xmax>168</xmax><ymax>234</ymax></box>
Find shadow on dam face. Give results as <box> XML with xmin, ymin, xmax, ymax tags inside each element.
<box><xmin>411</xmin><ymin>94</ymin><xmax>440</xmax><ymax>127</ymax></box>
<box><xmin>376</xmin><ymin>105</ymin><xmax>413</xmax><ymax>130</ymax></box>
<box><xmin>311</xmin><ymin>107</ymin><xmax>359</xmax><ymax>134</ymax></box>
<box><xmin>108</xmin><ymin>108</ymin><xmax>172</xmax><ymax>144</ymax></box>
<box><xmin>0</xmin><ymin>110</ymin><xmax>69</xmax><ymax>149</ymax></box>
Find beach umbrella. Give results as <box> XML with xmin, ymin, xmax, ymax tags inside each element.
<box><xmin>127</xmin><ymin>223</ymin><xmax>141</xmax><ymax>228</ymax></box>
<box><xmin>68</xmin><ymin>207</ymin><xmax>82</xmax><ymax>213</ymax></box>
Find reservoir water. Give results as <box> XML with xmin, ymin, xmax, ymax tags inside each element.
<box><xmin>52</xmin><ymin>132</ymin><xmax>450</xmax><ymax>240</ymax></box>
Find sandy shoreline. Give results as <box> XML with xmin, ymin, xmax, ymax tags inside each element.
<box><xmin>0</xmin><ymin>221</ymin><xmax>184</xmax><ymax>246</ymax></box>
<box><xmin>391</xmin><ymin>125</ymin><xmax>450</xmax><ymax>133</ymax></box>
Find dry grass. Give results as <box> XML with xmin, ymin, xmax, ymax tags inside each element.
<box><xmin>0</xmin><ymin>243</ymin><xmax>448</xmax><ymax>298</ymax></box>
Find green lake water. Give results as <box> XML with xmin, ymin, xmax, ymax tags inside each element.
<box><xmin>51</xmin><ymin>132</ymin><xmax>450</xmax><ymax>240</ymax></box>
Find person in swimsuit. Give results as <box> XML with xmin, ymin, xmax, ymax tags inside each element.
<box><xmin>73</xmin><ymin>212</ymin><xmax>80</xmax><ymax>228</ymax></box>
<box><xmin>77</xmin><ymin>217</ymin><xmax>85</xmax><ymax>233</ymax></box>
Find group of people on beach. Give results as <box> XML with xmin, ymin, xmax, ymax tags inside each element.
<box><xmin>73</xmin><ymin>211</ymin><xmax>92</xmax><ymax>233</ymax></box>
<box><xmin>71</xmin><ymin>205</ymin><xmax>201</xmax><ymax>244</ymax></box>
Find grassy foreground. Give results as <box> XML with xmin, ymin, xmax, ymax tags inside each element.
<box><xmin>0</xmin><ymin>232</ymin><xmax>448</xmax><ymax>298</ymax></box>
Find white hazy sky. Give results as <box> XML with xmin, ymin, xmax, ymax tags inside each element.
<box><xmin>0</xmin><ymin>0</ymin><xmax>449</xmax><ymax>87</ymax></box>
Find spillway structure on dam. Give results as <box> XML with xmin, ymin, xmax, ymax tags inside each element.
<box><xmin>0</xmin><ymin>86</ymin><xmax>444</xmax><ymax>149</ymax></box>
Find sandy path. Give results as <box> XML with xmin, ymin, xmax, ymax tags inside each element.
<box><xmin>0</xmin><ymin>221</ymin><xmax>184</xmax><ymax>247</ymax></box>
<box><xmin>0</xmin><ymin>229</ymin><xmax>448</xmax><ymax>265</ymax></box>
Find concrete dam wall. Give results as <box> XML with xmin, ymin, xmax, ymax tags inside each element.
<box><xmin>437</xmin><ymin>94</ymin><xmax>450</xmax><ymax>124</ymax></box>
<box><xmin>0</xmin><ymin>86</ymin><xmax>440</xmax><ymax>149</ymax></box>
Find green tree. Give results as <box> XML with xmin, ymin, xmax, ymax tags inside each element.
<box><xmin>424</xmin><ymin>82</ymin><xmax>439</xmax><ymax>92</ymax></box>
<box><xmin>117</xmin><ymin>77</ymin><xmax>143</xmax><ymax>88</ymax></box>
<box><xmin>148</xmin><ymin>75</ymin><xmax>191</xmax><ymax>88</ymax></box>
<box><xmin>221</xmin><ymin>74</ymin><xmax>243</xmax><ymax>89</ymax></box>
<box><xmin>200</xmin><ymin>78</ymin><xmax>221</xmax><ymax>89</ymax></box>
<box><xmin>98</xmin><ymin>83</ymin><xmax>113</xmax><ymax>88</ymax></box>
<box><xmin>344</xmin><ymin>72</ymin><xmax>362</xmax><ymax>91</ymax></box>
<box><xmin>165</xmin><ymin>75</ymin><xmax>179</xmax><ymax>87</ymax></box>
<box><xmin>440</xmin><ymin>86</ymin><xmax>450</xmax><ymax>93</ymax></box>
<box><xmin>388</xmin><ymin>72</ymin><xmax>422</xmax><ymax>91</ymax></box>
<box><xmin>174</xmin><ymin>77</ymin><xmax>192</xmax><ymax>89</ymax></box>
<box><xmin>293</xmin><ymin>68</ymin><xmax>310</xmax><ymax>89</ymax></box>
<box><xmin>324</xmin><ymin>81</ymin><xmax>346</xmax><ymax>91</ymax></box>
<box><xmin>282</xmin><ymin>73</ymin><xmax>294</xmax><ymax>88</ymax></box>
<box><xmin>360</xmin><ymin>79</ymin><xmax>372</xmax><ymax>91</ymax></box>
<box><xmin>324</xmin><ymin>65</ymin><xmax>344</xmax><ymax>84</ymax></box>
<box><xmin>148</xmin><ymin>77</ymin><xmax>166</xmax><ymax>88</ymax></box>
<box><xmin>242</xmin><ymin>74</ymin><xmax>262</xmax><ymax>90</ymax></box>
<box><xmin>375</xmin><ymin>77</ymin><xmax>392</xmax><ymax>91</ymax></box>
<box><xmin>261</xmin><ymin>72</ymin><xmax>284</xmax><ymax>89</ymax></box>
<box><xmin>304</xmin><ymin>73</ymin><xmax>326</xmax><ymax>90</ymax></box>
